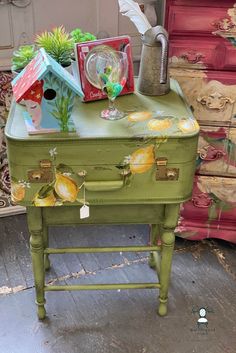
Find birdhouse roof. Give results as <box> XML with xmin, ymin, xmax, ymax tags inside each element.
<box><xmin>12</xmin><ymin>48</ymin><xmax>84</xmax><ymax>103</ymax></box>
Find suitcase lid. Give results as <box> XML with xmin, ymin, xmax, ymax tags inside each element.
<box><xmin>6</xmin><ymin>79</ymin><xmax>199</xmax><ymax>142</ymax></box>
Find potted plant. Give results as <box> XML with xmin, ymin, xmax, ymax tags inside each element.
<box><xmin>35</xmin><ymin>26</ymin><xmax>73</xmax><ymax>68</ymax></box>
<box><xmin>11</xmin><ymin>44</ymin><xmax>37</xmax><ymax>76</ymax></box>
<box><xmin>70</xmin><ymin>28</ymin><xmax>96</xmax><ymax>61</ymax></box>
<box><xmin>70</xmin><ymin>28</ymin><xmax>96</xmax><ymax>44</ymax></box>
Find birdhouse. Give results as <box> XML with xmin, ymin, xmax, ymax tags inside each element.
<box><xmin>12</xmin><ymin>48</ymin><xmax>84</xmax><ymax>134</ymax></box>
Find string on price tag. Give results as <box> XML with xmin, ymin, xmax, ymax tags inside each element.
<box><xmin>80</xmin><ymin>182</ymin><xmax>90</xmax><ymax>219</ymax></box>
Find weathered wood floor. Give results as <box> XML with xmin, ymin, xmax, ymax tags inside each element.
<box><xmin>0</xmin><ymin>214</ymin><xmax>235</xmax><ymax>353</ymax></box>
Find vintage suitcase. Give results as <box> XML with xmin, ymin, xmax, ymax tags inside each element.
<box><xmin>5</xmin><ymin>79</ymin><xmax>199</xmax><ymax>208</ymax></box>
<box><xmin>5</xmin><ymin>79</ymin><xmax>199</xmax><ymax>318</ymax></box>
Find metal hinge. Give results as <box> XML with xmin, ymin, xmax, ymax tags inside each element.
<box><xmin>156</xmin><ymin>157</ymin><xmax>179</xmax><ymax>181</ymax></box>
<box><xmin>27</xmin><ymin>159</ymin><xmax>53</xmax><ymax>183</ymax></box>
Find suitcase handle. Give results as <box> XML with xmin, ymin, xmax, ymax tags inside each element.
<box><xmin>84</xmin><ymin>180</ymin><xmax>124</xmax><ymax>192</ymax></box>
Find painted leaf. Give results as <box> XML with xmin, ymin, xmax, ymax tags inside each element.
<box><xmin>37</xmin><ymin>184</ymin><xmax>55</xmax><ymax>199</ymax></box>
<box><xmin>56</xmin><ymin>163</ymin><xmax>74</xmax><ymax>174</ymax></box>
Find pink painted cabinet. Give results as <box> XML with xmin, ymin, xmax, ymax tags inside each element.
<box><xmin>165</xmin><ymin>0</ymin><xmax>236</xmax><ymax>243</ymax></box>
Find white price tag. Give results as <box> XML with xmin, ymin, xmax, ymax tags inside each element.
<box><xmin>80</xmin><ymin>205</ymin><xmax>90</xmax><ymax>219</ymax></box>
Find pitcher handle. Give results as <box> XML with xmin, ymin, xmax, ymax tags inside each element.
<box><xmin>156</xmin><ymin>33</ymin><xmax>168</xmax><ymax>84</ymax></box>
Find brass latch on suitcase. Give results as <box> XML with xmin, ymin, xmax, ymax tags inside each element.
<box><xmin>156</xmin><ymin>157</ymin><xmax>179</xmax><ymax>181</ymax></box>
<box><xmin>28</xmin><ymin>160</ymin><xmax>53</xmax><ymax>183</ymax></box>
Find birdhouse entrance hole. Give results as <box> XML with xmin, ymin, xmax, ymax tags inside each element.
<box><xmin>44</xmin><ymin>89</ymin><xmax>56</xmax><ymax>100</ymax></box>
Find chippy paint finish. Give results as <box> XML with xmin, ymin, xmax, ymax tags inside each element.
<box><xmin>6</xmin><ymin>79</ymin><xmax>199</xmax><ymax>319</ymax></box>
<box><xmin>11</xmin><ymin>49</ymin><xmax>83</xmax><ymax>133</ymax></box>
<box><xmin>166</xmin><ymin>0</ymin><xmax>236</xmax><ymax>243</ymax></box>
<box><xmin>177</xmin><ymin>175</ymin><xmax>236</xmax><ymax>244</ymax></box>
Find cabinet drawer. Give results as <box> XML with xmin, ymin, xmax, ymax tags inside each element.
<box><xmin>170</xmin><ymin>69</ymin><xmax>236</xmax><ymax>126</ymax></box>
<box><xmin>196</xmin><ymin>126</ymin><xmax>229</xmax><ymax>176</ymax></box>
<box><xmin>168</xmin><ymin>5</ymin><xmax>229</xmax><ymax>37</ymax></box>
<box><xmin>167</xmin><ymin>0</ymin><xmax>233</xmax><ymax>6</ymax></box>
<box><xmin>181</xmin><ymin>175</ymin><xmax>236</xmax><ymax>222</ymax></box>
<box><xmin>196</xmin><ymin>126</ymin><xmax>236</xmax><ymax>177</ymax></box>
<box><xmin>169</xmin><ymin>39</ymin><xmax>221</xmax><ymax>69</ymax></box>
<box><xmin>177</xmin><ymin>175</ymin><xmax>236</xmax><ymax>243</ymax></box>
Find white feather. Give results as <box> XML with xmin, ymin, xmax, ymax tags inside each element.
<box><xmin>118</xmin><ymin>0</ymin><xmax>152</xmax><ymax>35</ymax></box>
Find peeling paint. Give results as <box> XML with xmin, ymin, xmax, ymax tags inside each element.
<box><xmin>0</xmin><ymin>285</ymin><xmax>26</xmax><ymax>295</ymax></box>
<box><xmin>0</xmin><ymin>257</ymin><xmax>149</xmax><ymax>295</ymax></box>
<box><xmin>47</xmin><ymin>269</ymin><xmax>88</xmax><ymax>286</ymax></box>
<box><xmin>174</xmin><ymin>243</ymin><xmax>207</xmax><ymax>260</ymax></box>
<box><xmin>208</xmin><ymin>240</ymin><xmax>236</xmax><ymax>281</ymax></box>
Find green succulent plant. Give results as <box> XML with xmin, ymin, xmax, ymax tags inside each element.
<box><xmin>11</xmin><ymin>45</ymin><xmax>37</xmax><ymax>72</ymax></box>
<box><xmin>35</xmin><ymin>26</ymin><xmax>73</xmax><ymax>66</ymax></box>
<box><xmin>70</xmin><ymin>28</ymin><xmax>96</xmax><ymax>43</ymax></box>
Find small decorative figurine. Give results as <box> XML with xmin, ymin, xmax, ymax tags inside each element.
<box><xmin>12</xmin><ymin>48</ymin><xmax>84</xmax><ymax>134</ymax></box>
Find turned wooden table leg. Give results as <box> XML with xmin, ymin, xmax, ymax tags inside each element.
<box><xmin>158</xmin><ymin>204</ymin><xmax>180</xmax><ymax>317</ymax></box>
<box><xmin>43</xmin><ymin>224</ymin><xmax>50</xmax><ymax>271</ymax></box>
<box><xmin>27</xmin><ymin>207</ymin><xmax>46</xmax><ymax>320</ymax></box>
<box><xmin>149</xmin><ymin>224</ymin><xmax>161</xmax><ymax>269</ymax></box>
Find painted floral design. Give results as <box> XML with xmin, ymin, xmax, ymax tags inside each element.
<box><xmin>30</xmin><ymin>148</ymin><xmax>81</xmax><ymax>207</ymax></box>
<box><xmin>117</xmin><ymin>144</ymin><xmax>156</xmax><ymax>176</ymax></box>
<box><xmin>54</xmin><ymin>173</ymin><xmax>79</xmax><ymax>202</ymax></box>
<box><xmin>127</xmin><ymin>110</ymin><xmax>199</xmax><ymax>136</ymax></box>
<box><xmin>127</xmin><ymin>111</ymin><xmax>152</xmax><ymax>122</ymax></box>
<box><xmin>11</xmin><ymin>180</ymin><xmax>30</xmax><ymax>204</ymax></box>
<box><xmin>129</xmin><ymin>145</ymin><xmax>155</xmax><ymax>174</ymax></box>
<box><xmin>178</xmin><ymin>118</ymin><xmax>199</xmax><ymax>134</ymax></box>
<box><xmin>33</xmin><ymin>188</ymin><xmax>57</xmax><ymax>207</ymax></box>
<box><xmin>147</xmin><ymin>118</ymin><xmax>172</xmax><ymax>131</ymax></box>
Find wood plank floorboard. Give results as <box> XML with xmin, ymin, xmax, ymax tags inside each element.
<box><xmin>0</xmin><ymin>214</ymin><xmax>235</xmax><ymax>353</ymax></box>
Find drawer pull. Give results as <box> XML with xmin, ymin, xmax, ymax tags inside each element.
<box><xmin>180</xmin><ymin>51</ymin><xmax>205</xmax><ymax>64</ymax></box>
<box><xmin>198</xmin><ymin>146</ymin><xmax>225</xmax><ymax>161</ymax></box>
<box><xmin>84</xmin><ymin>180</ymin><xmax>124</xmax><ymax>192</ymax></box>
<box><xmin>197</xmin><ymin>92</ymin><xmax>235</xmax><ymax>111</ymax></box>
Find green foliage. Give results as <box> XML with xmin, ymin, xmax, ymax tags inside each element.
<box><xmin>50</xmin><ymin>89</ymin><xmax>74</xmax><ymax>132</ymax></box>
<box><xmin>12</xmin><ymin>45</ymin><xmax>37</xmax><ymax>72</ymax></box>
<box><xmin>56</xmin><ymin>164</ymin><xmax>74</xmax><ymax>174</ymax></box>
<box><xmin>35</xmin><ymin>26</ymin><xmax>73</xmax><ymax>66</ymax></box>
<box><xmin>44</xmin><ymin>73</ymin><xmax>75</xmax><ymax>132</ymax></box>
<box><xmin>37</xmin><ymin>184</ymin><xmax>55</xmax><ymax>199</ymax></box>
<box><xmin>70</xmin><ymin>28</ymin><xmax>96</xmax><ymax>43</ymax></box>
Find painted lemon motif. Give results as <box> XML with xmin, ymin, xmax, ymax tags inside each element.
<box><xmin>54</xmin><ymin>173</ymin><xmax>78</xmax><ymax>202</ymax></box>
<box><xmin>178</xmin><ymin>118</ymin><xmax>199</xmax><ymax>133</ymax></box>
<box><xmin>130</xmin><ymin>145</ymin><xmax>155</xmax><ymax>174</ymax></box>
<box><xmin>34</xmin><ymin>191</ymin><xmax>56</xmax><ymax>207</ymax></box>
<box><xmin>128</xmin><ymin>111</ymin><xmax>152</xmax><ymax>122</ymax></box>
<box><xmin>11</xmin><ymin>182</ymin><xmax>25</xmax><ymax>203</ymax></box>
<box><xmin>147</xmin><ymin>118</ymin><xmax>172</xmax><ymax>131</ymax></box>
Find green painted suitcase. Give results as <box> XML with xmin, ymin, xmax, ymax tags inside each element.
<box><xmin>6</xmin><ymin>79</ymin><xmax>199</xmax><ymax>208</ymax></box>
<box><xmin>5</xmin><ymin>79</ymin><xmax>199</xmax><ymax>319</ymax></box>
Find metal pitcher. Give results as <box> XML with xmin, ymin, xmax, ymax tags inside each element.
<box><xmin>137</xmin><ymin>26</ymin><xmax>170</xmax><ymax>96</ymax></box>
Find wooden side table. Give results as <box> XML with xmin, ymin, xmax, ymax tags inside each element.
<box><xmin>6</xmin><ymin>80</ymin><xmax>199</xmax><ymax>319</ymax></box>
